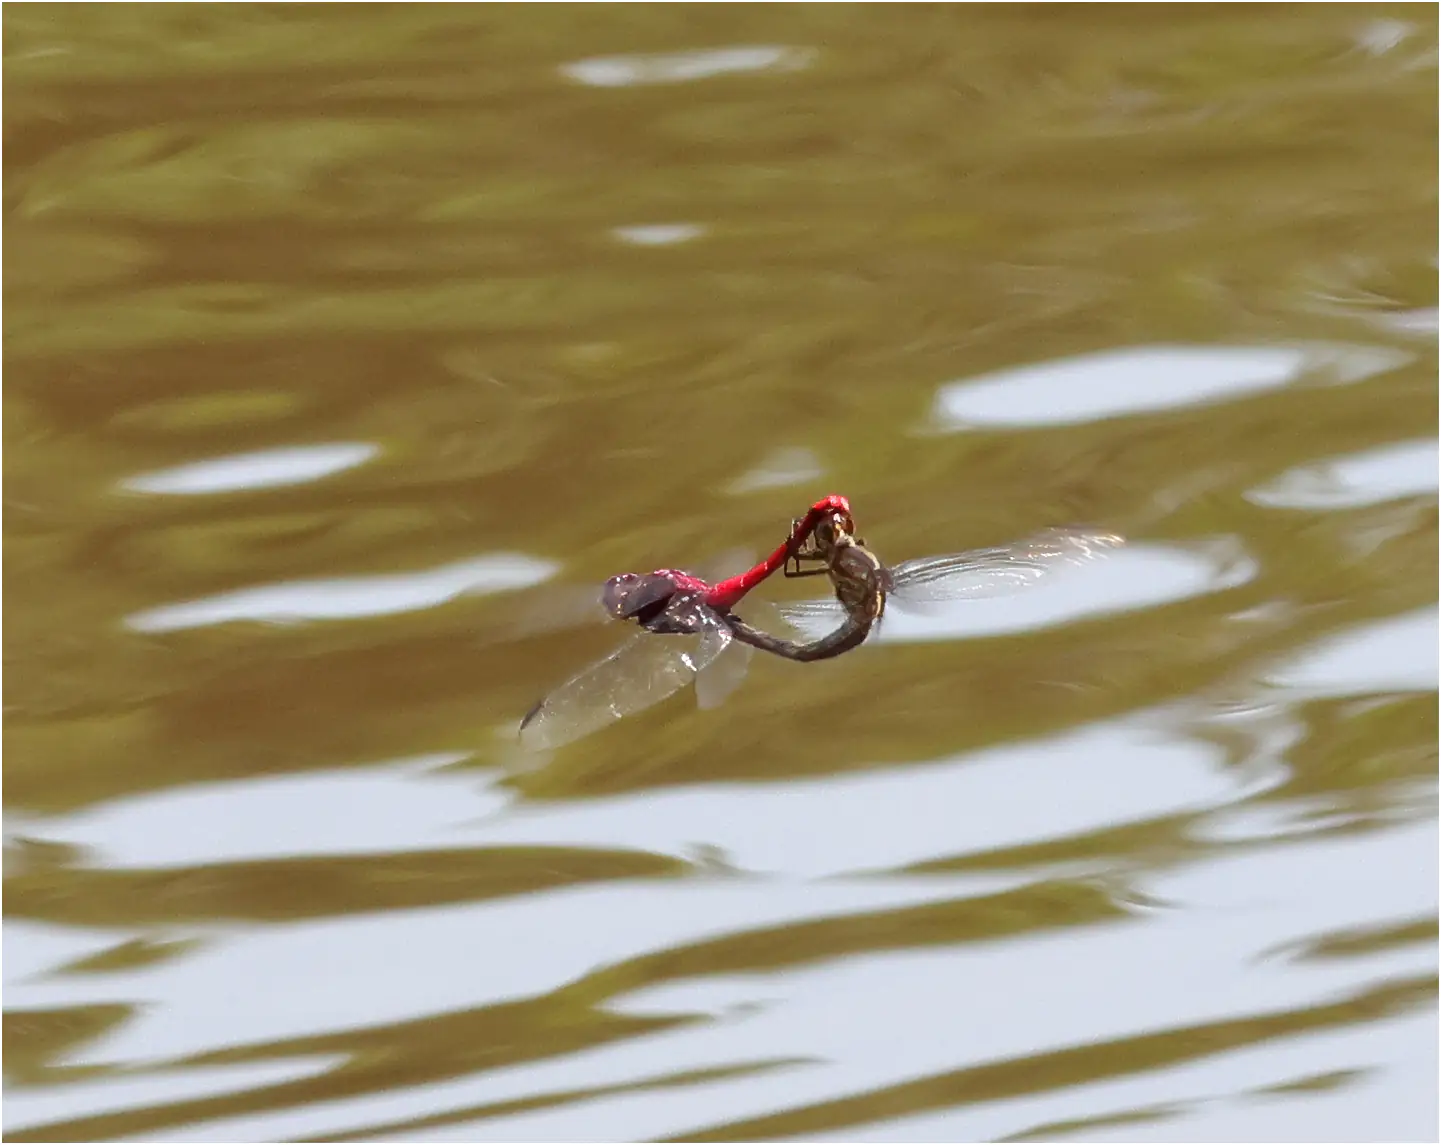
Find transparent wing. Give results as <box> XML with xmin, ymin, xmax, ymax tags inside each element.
<box><xmin>756</xmin><ymin>594</ymin><xmax>859</xmax><ymax>644</ymax></box>
<box><xmin>775</xmin><ymin>598</ymin><xmax>849</xmax><ymax>624</ymax></box>
<box><xmin>778</xmin><ymin>528</ymin><xmax>1124</xmax><ymax>625</ymax></box>
<box><xmin>693</xmin><ymin>586</ymin><xmax>812</xmax><ymax>706</ymax></box>
<box><xmin>520</xmin><ymin>609</ymin><xmax>732</xmax><ymax>751</ymax></box>
<box><xmin>887</xmin><ymin>527</ymin><xmax>1125</xmax><ymax>612</ymax></box>
<box><xmin>694</xmin><ymin>638</ymin><xmax>752</xmax><ymax>710</ymax></box>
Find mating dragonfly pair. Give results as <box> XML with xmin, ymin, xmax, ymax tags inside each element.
<box><xmin>520</xmin><ymin>495</ymin><xmax>1123</xmax><ymax>750</ymax></box>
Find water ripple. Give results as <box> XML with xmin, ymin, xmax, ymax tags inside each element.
<box><xmin>125</xmin><ymin>554</ymin><xmax>558</xmax><ymax>632</ymax></box>
<box><xmin>930</xmin><ymin>343</ymin><xmax>1413</xmax><ymax>430</ymax></box>
<box><xmin>1247</xmin><ymin>439</ymin><xmax>1438</xmax><ymax>510</ymax></box>
<box><xmin>1265</xmin><ymin>607</ymin><xmax>1439</xmax><ymax>700</ymax></box>
<box><xmin>561</xmin><ymin>46</ymin><xmax>814</xmax><ymax>87</ymax></box>
<box><xmin>121</xmin><ymin>443</ymin><xmax>379</xmax><ymax>496</ymax></box>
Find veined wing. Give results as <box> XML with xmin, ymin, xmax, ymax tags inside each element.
<box><xmin>778</xmin><ymin>527</ymin><xmax>1124</xmax><ymax>626</ymax></box>
<box><xmin>888</xmin><ymin>527</ymin><xmax>1124</xmax><ymax>611</ymax></box>
<box><xmin>520</xmin><ymin>614</ymin><xmax>732</xmax><ymax>751</ymax></box>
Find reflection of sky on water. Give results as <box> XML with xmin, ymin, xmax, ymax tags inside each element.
<box><xmin>611</xmin><ymin>224</ymin><xmax>705</xmax><ymax>246</ymax></box>
<box><xmin>17</xmin><ymin>754</ymin><xmax>483</xmax><ymax>869</ymax></box>
<box><xmin>582</xmin><ymin>825</ymin><xmax>1435</xmax><ymax>1138</ymax></box>
<box><xmin>1248</xmin><ymin>439</ymin><xmax>1438</xmax><ymax>509</ymax></box>
<box><xmin>787</xmin><ymin>538</ymin><xmax>1254</xmax><ymax>645</ymax></box>
<box><xmin>1265</xmin><ymin>607</ymin><xmax>1438</xmax><ymax>699</ymax></box>
<box><xmin>480</xmin><ymin>717</ymin><xmax>1237</xmax><ymax>878</ymax></box>
<box><xmin>786</xmin><ymin>994</ymin><xmax>1435</xmax><ymax>1144</ymax></box>
<box><xmin>725</xmin><ymin>445</ymin><xmax>825</xmax><ymax>494</ymax></box>
<box><xmin>120</xmin><ymin>442</ymin><xmax>379</xmax><ymax>495</ymax></box>
<box><xmin>1354</xmin><ymin>16</ymin><xmax>1418</xmax><ymax>55</ymax></box>
<box><xmin>21</xmin><ymin>719</ymin><xmax>1228</xmax><ymax>877</ymax></box>
<box><xmin>12</xmin><ymin>582</ymin><xmax>1436</xmax><ymax>1139</ymax></box>
<box><xmin>3</xmin><ymin>1057</ymin><xmax>337</xmax><ymax>1138</ymax></box>
<box><xmin>562</xmin><ymin>46</ymin><xmax>814</xmax><ymax>87</ymax></box>
<box><xmin>6</xmin><ymin>6</ymin><xmax>1431</xmax><ymax>1140</ymax></box>
<box><xmin>50</xmin><ymin>820</ymin><xmax>1431</xmax><ymax>1144</ymax></box>
<box><xmin>19</xmin><ymin>297</ymin><xmax>1434</xmax><ymax>1145</ymax></box>
<box><xmin>14</xmin><ymin>880</ymin><xmax>961</xmax><ymax>1066</ymax></box>
<box><xmin>930</xmin><ymin>342</ymin><xmax>1412</xmax><ymax>430</ymax></box>
<box><xmin>124</xmin><ymin>553</ymin><xmax>558</xmax><ymax>633</ymax></box>
<box><xmin>1377</xmin><ymin>306</ymin><xmax>1439</xmax><ymax>337</ymax></box>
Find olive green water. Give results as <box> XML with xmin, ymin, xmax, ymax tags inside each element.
<box><xmin>4</xmin><ymin>5</ymin><xmax>1438</xmax><ymax>1142</ymax></box>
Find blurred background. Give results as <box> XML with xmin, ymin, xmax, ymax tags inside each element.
<box><xmin>4</xmin><ymin>5</ymin><xmax>1437</xmax><ymax>1141</ymax></box>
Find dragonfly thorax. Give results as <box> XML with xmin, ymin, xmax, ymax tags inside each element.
<box><xmin>828</xmin><ymin>540</ymin><xmax>888</xmax><ymax>622</ymax></box>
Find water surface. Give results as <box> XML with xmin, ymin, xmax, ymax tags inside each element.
<box><xmin>5</xmin><ymin>5</ymin><xmax>1437</xmax><ymax>1141</ymax></box>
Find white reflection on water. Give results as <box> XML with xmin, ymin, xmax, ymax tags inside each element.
<box><xmin>124</xmin><ymin>553</ymin><xmax>558</xmax><ymax>633</ymax></box>
<box><xmin>1264</xmin><ymin>607</ymin><xmax>1439</xmax><ymax>699</ymax></box>
<box><xmin>929</xmin><ymin>342</ymin><xmax>1412</xmax><ymax>430</ymax></box>
<box><xmin>3</xmin><ymin>920</ymin><xmax>119</xmax><ymax>984</ymax></box>
<box><xmin>120</xmin><ymin>442</ymin><xmax>379</xmax><ymax>495</ymax></box>
<box><xmin>562</xmin><ymin>46</ymin><xmax>814</xmax><ymax>87</ymax></box>
<box><xmin>18</xmin><ymin>879</ymin><xmax>966</xmax><ymax>1067</ymax></box>
<box><xmin>1247</xmin><ymin>438</ymin><xmax>1439</xmax><ymax>509</ymax></box>
<box><xmin>611</xmin><ymin>224</ymin><xmax>705</xmax><ymax>246</ymax></box>
<box><xmin>1355</xmin><ymin>16</ymin><xmax>1417</xmax><ymax>56</ymax></box>
<box><xmin>1378</xmin><ymin>306</ymin><xmax>1439</xmax><ymax>337</ymax></box>
<box><xmin>8</xmin><ymin>693</ymin><xmax>1433</xmax><ymax>1141</ymax></box>
<box><xmin>785</xmin><ymin>537</ymin><xmax>1254</xmax><ymax>645</ymax></box>
<box><xmin>22</xmin><ymin>717</ymin><xmax>1231</xmax><ymax>877</ymax></box>
<box><xmin>124</xmin><ymin>821</ymin><xmax>1435</xmax><ymax>1144</ymax></box>
<box><xmin>800</xmin><ymin>1012</ymin><xmax>1436</xmax><ymax>1144</ymax></box>
<box><xmin>426</xmin><ymin>822</ymin><xmax>1436</xmax><ymax>1145</ymax></box>
<box><xmin>22</xmin><ymin>753</ymin><xmax>486</xmax><ymax>870</ymax></box>
<box><xmin>3</xmin><ymin>1057</ymin><xmax>337</xmax><ymax>1139</ymax></box>
<box><xmin>475</xmin><ymin>716</ymin><xmax>1237</xmax><ymax>879</ymax></box>
<box><xmin>725</xmin><ymin>445</ymin><xmax>825</xmax><ymax>494</ymax></box>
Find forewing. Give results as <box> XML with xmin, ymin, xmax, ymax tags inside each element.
<box><xmin>519</xmin><ymin>624</ymin><xmax>729</xmax><ymax>751</ymax></box>
<box><xmin>888</xmin><ymin>527</ymin><xmax>1124</xmax><ymax>612</ymax></box>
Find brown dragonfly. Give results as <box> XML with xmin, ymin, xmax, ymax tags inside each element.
<box><xmin>726</xmin><ymin>512</ymin><xmax>1124</xmax><ymax>656</ymax></box>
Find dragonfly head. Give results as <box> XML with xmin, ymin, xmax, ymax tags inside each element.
<box><xmin>815</xmin><ymin>511</ymin><xmax>846</xmax><ymax>550</ymax></box>
<box><xmin>796</xmin><ymin>507</ymin><xmax>856</xmax><ymax>559</ymax></box>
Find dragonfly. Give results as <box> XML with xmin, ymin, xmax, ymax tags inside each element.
<box><xmin>520</xmin><ymin>497</ymin><xmax>1123</xmax><ymax>750</ymax></box>
<box><xmin>738</xmin><ymin>513</ymin><xmax>1126</xmax><ymax>650</ymax></box>
<box><xmin>519</xmin><ymin>495</ymin><xmax>856</xmax><ymax>750</ymax></box>
<box><xmin>723</xmin><ymin>521</ymin><xmax>889</xmax><ymax>660</ymax></box>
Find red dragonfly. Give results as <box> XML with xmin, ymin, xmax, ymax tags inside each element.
<box><xmin>519</xmin><ymin>495</ymin><xmax>854</xmax><ymax>750</ymax></box>
<box><xmin>519</xmin><ymin>497</ymin><xmax>1122</xmax><ymax>750</ymax></box>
